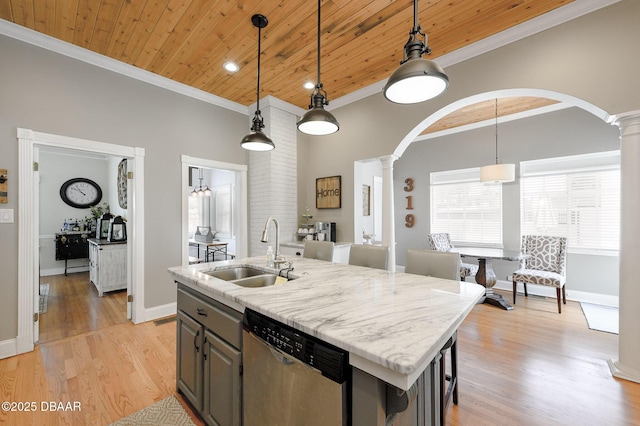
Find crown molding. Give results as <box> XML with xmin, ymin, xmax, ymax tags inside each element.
<box><xmin>0</xmin><ymin>19</ymin><xmax>249</xmax><ymax>115</ymax></box>
<box><xmin>329</xmin><ymin>0</ymin><xmax>621</xmax><ymax>109</ymax></box>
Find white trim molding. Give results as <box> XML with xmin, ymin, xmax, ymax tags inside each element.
<box><xmin>17</xmin><ymin>128</ymin><xmax>146</xmax><ymax>355</ymax></box>
<box><xmin>180</xmin><ymin>155</ymin><xmax>249</xmax><ymax>267</ymax></box>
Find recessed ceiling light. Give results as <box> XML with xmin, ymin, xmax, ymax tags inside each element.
<box><xmin>303</xmin><ymin>81</ymin><xmax>315</xmax><ymax>90</ymax></box>
<box><xmin>224</xmin><ymin>61</ymin><xmax>239</xmax><ymax>73</ymax></box>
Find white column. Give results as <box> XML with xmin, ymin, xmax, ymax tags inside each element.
<box><xmin>608</xmin><ymin>110</ymin><xmax>640</xmax><ymax>383</ymax></box>
<box><xmin>380</xmin><ymin>155</ymin><xmax>398</xmax><ymax>272</ymax></box>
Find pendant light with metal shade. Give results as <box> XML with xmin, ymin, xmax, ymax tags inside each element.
<box><xmin>480</xmin><ymin>99</ymin><xmax>515</xmax><ymax>183</ymax></box>
<box><xmin>297</xmin><ymin>0</ymin><xmax>339</xmax><ymax>136</ymax></box>
<box><xmin>383</xmin><ymin>0</ymin><xmax>448</xmax><ymax>104</ymax></box>
<box><xmin>241</xmin><ymin>14</ymin><xmax>275</xmax><ymax>151</ymax></box>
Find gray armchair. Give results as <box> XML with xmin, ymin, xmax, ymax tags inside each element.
<box><xmin>512</xmin><ymin>235</ymin><xmax>567</xmax><ymax>313</ymax></box>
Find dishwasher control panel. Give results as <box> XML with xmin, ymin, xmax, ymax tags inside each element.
<box><xmin>244</xmin><ymin>308</ymin><xmax>348</xmax><ymax>383</ymax></box>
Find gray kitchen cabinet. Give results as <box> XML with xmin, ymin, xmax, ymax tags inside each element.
<box><xmin>177</xmin><ymin>311</ymin><xmax>204</xmax><ymax>410</ymax></box>
<box><xmin>176</xmin><ymin>283</ymin><xmax>242</xmax><ymax>426</ymax></box>
<box><xmin>203</xmin><ymin>330</ymin><xmax>241</xmax><ymax>426</ymax></box>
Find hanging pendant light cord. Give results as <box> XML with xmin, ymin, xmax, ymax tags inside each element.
<box><xmin>494</xmin><ymin>98</ymin><xmax>499</xmax><ymax>165</ymax></box>
<box><xmin>316</xmin><ymin>0</ymin><xmax>321</xmax><ymax>86</ymax></box>
<box><xmin>256</xmin><ymin>25</ymin><xmax>262</xmax><ymax>115</ymax></box>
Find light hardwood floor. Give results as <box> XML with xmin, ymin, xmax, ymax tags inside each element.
<box><xmin>1</xmin><ymin>289</ymin><xmax>638</xmax><ymax>425</ymax></box>
<box><xmin>38</xmin><ymin>272</ymin><xmax>128</xmax><ymax>343</ymax></box>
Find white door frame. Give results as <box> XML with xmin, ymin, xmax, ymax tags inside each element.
<box><xmin>17</xmin><ymin>128</ymin><xmax>146</xmax><ymax>355</ymax></box>
<box><xmin>181</xmin><ymin>155</ymin><xmax>248</xmax><ymax>265</ymax></box>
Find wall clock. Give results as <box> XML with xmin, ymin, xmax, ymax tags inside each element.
<box><xmin>59</xmin><ymin>178</ymin><xmax>103</xmax><ymax>209</ymax></box>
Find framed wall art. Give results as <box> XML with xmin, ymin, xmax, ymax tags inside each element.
<box><xmin>117</xmin><ymin>159</ymin><xmax>127</xmax><ymax>209</ymax></box>
<box><xmin>362</xmin><ymin>184</ymin><xmax>370</xmax><ymax>216</ymax></box>
<box><xmin>316</xmin><ymin>176</ymin><xmax>341</xmax><ymax>209</ymax></box>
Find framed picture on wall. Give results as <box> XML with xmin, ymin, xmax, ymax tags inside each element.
<box><xmin>316</xmin><ymin>176</ymin><xmax>341</xmax><ymax>209</ymax></box>
<box><xmin>362</xmin><ymin>185</ymin><xmax>370</xmax><ymax>216</ymax></box>
<box><xmin>117</xmin><ymin>159</ymin><xmax>127</xmax><ymax>209</ymax></box>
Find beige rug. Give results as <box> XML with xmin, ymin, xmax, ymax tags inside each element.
<box><xmin>110</xmin><ymin>396</ymin><xmax>196</xmax><ymax>426</ymax></box>
<box><xmin>39</xmin><ymin>283</ymin><xmax>49</xmax><ymax>314</ymax></box>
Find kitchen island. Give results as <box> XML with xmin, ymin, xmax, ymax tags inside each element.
<box><xmin>169</xmin><ymin>256</ymin><xmax>484</xmax><ymax>425</ymax></box>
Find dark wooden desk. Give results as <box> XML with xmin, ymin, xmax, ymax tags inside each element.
<box><xmin>450</xmin><ymin>247</ymin><xmax>528</xmax><ymax>310</ymax></box>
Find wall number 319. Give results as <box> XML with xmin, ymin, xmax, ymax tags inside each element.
<box><xmin>403</xmin><ymin>178</ymin><xmax>415</xmax><ymax>228</ymax></box>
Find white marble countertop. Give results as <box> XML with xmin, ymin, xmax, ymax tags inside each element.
<box><xmin>168</xmin><ymin>256</ymin><xmax>484</xmax><ymax>390</ymax></box>
<box><xmin>280</xmin><ymin>241</ymin><xmax>352</xmax><ymax>249</ymax></box>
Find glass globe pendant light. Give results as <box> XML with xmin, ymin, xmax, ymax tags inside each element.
<box><xmin>241</xmin><ymin>14</ymin><xmax>275</xmax><ymax>151</ymax></box>
<box><xmin>297</xmin><ymin>0</ymin><xmax>340</xmax><ymax>136</ymax></box>
<box><xmin>383</xmin><ymin>0</ymin><xmax>448</xmax><ymax>104</ymax></box>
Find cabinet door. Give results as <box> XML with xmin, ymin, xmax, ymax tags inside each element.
<box><xmin>177</xmin><ymin>311</ymin><xmax>204</xmax><ymax>412</ymax></box>
<box><xmin>98</xmin><ymin>245</ymin><xmax>127</xmax><ymax>287</ymax></box>
<box><xmin>89</xmin><ymin>243</ymin><xmax>98</xmax><ymax>284</ymax></box>
<box><xmin>203</xmin><ymin>330</ymin><xmax>242</xmax><ymax>426</ymax></box>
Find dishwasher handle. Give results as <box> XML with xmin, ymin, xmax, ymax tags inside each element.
<box><xmin>269</xmin><ymin>347</ymin><xmax>294</xmax><ymax>366</ymax></box>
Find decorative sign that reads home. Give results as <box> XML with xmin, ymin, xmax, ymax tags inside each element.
<box><xmin>316</xmin><ymin>176</ymin><xmax>341</xmax><ymax>209</ymax></box>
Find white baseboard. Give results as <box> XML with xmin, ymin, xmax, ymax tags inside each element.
<box><xmin>608</xmin><ymin>359</ymin><xmax>640</xmax><ymax>384</ymax></box>
<box><xmin>40</xmin><ymin>266</ymin><xmax>89</xmax><ymax>277</ymax></box>
<box><xmin>493</xmin><ymin>279</ymin><xmax>619</xmax><ymax>307</ymax></box>
<box><xmin>138</xmin><ymin>302</ymin><xmax>177</xmax><ymax>324</ymax></box>
<box><xmin>0</xmin><ymin>338</ymin><xmax>17</xmax><ymax>360</ymax></box>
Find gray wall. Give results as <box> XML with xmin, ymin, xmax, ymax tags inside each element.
<box><xmin>394</xmin><ymin>107</ymin><xmax>620</xmax><ymax>296</ymax></box>
<box><xmin>299</xmin><ymin>1</ymin><xmax>640</xmax><ymax>247</ymax></box>
<box><xmin>0</xmin><ymin>35</ymin><xmax>248</xmax><ymax>341</ymax></box>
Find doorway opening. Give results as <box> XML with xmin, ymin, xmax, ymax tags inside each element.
<box><xmin>17</xmin><ymin>128</ymin><xmax>145</xmax><ymax>355</ymax></box>
<box><xmin>37</xmin><ymin>147</ymin><xmax>130</xmax><ymax>343</ymax></box>
<box><xmin>181</xmin><ymin>155</ymin><xmax>248</xmax><ymax>266</ymax></box>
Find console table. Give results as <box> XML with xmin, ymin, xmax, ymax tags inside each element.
<box><xmin>55</xmin><ymin>232</ymin><xmax>93</xmax><ymax>275</ymax></box>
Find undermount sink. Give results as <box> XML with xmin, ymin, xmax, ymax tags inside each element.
<box><xmin>231</xmin><ymin>274</ymin><xmax>279</xmax><ymax>288</ymax></box>
<box><xmin>205</xmin><ymin>266</ymin><xmax>291</xmax><ymax>288</ymax></box>
<box><xmin>205</xmin><ymin>266</ymin><xmax>266</xmax><ymax>281</ymax></box>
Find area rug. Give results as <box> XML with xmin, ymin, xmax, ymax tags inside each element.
<box><xmin>110</xmin><ymin>396</ymin><xmax>195</xmax><ymax>426</ymax></box>
<box><xmin>39</xmin><ymin>283</ymin><xmax>49</xmax><ymax>314</ymax></box>
<box><xmin>580</xmin><ymin>302</ymin><xmax>618</xmax><ymax>334</ymax></box>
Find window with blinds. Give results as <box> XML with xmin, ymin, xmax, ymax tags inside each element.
<box><xmin>520</xmin><ymin>151</ymin><xmax>620</xmax><ymax>254</ymax></box>
<box><xmin>430</xmin><ymin>168</ymin><xmax>503</xmax><ymax>247</ymax></box>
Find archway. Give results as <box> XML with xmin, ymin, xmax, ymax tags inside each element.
<box><xmin>393</xmin><ymin>88</ymin><xmax>613</xmax><ymax>158</ymax></box>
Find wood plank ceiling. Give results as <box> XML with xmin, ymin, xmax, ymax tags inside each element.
<box><xmin>1</xmin><ymin>0</ymin><xmax>572</xmax><ymax>129</ymax></box>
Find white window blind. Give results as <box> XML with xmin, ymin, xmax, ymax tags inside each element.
<box><xmin>520</xmin><ymin>151</ymin><xmax>620</xmax><ymax>254</ymax></box>
<box><xmin>430</xmin><ymin>168</ymin><xmax>503</xmax><ymax>247</ymax></box>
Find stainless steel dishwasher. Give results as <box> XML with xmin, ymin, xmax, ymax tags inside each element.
<box><xmin>243</xmin><ymin>308</ymin><xmax>349</xmax><ymax>426</ymax></box>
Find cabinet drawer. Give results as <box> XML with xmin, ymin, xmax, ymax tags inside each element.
<box><xmin>177</xmin><ymin>287</ymin><xmax>242</xmax><ymax>349</ymax></box>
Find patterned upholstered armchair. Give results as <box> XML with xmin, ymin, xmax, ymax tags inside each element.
<box><xmin>427</xmin><ymin>233</ymin><xmax>478</xmax><ymax>281</ymax></box>
<box><xmin>512</xmin><ymin>235</ymin><xmax>568</xmax><ymax>313</ymax></box>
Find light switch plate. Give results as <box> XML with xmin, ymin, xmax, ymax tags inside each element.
<box><xmin>0</xmin><ymin>209</ymin><xmax>14</xmax><ymax>223</ymax></box>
